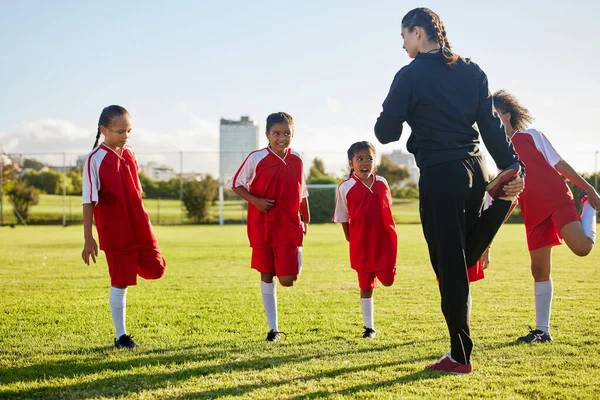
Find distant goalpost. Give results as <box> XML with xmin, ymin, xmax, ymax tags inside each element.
<box><xmin>217</xmin><ymin>183</ymin><xmax>338</xmax><ymax>226</ymax></box>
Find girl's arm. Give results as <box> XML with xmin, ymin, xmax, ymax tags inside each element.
<box><xmin>231</xmin><ymin>186</ymin><xmax>274</xmax><ymax>212</ymax></box>
<box><xmin>556</xmin><ymin>159</ymin><xmax>600</xmax><ymax>208</ymax></box>
<box><xmin>341</xmin><ymin>222</ymin><xmax>350</xmax><ymax>242</ymax></box>
<box><xmin>82</xmin><ymin>203</ymin><xmax>98</xmax><ymax>265</ymax></box>
<box><xmin>300</xmin><ymin>197</ymin><xmax>310</xmax><ymax>234</ymax></box>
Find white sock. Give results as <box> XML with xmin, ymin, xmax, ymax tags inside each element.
<box><xmin>535</xmin><ymin>280</ymin><xmax>553</xmax><ymax>333</ymax></box>
<box><xmin>261</xmin><ymin>281</ymin><xmax>278</xmax><ymax>331</ymax></box>
<box><xmin>581</xmin><ymin>200</ymin><xmax>596</xmax><ymax>243</ymax></box>
<box><xmin>360</xmin><ymin>298</ymin><xmax>374</xmax><ymax>330</ymax></box>
<box><xmin>110</xmin><ymin>286</ymin><xmax>127</xmax><ymax>338</ymax></box>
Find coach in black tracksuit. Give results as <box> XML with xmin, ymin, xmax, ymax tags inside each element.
<box><xmin>375</xmin><ymin>8</ymin><xmax>523</xmax><ymax>369</ymax></box>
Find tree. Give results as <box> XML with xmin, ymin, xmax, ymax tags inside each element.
<box><xmin>182</xmin><ymin>175</ymin><xmax>219</xmax><ymax>223</ymax></box>
<box><xmin>23</xmin><ymin>158</ymin><xmax>46</xmax><ymax>171</ymax></box>
<box><xmin>307</xmin><ymin>157</ymin><xmax>339</xmax><ymax>184</ymax></box>
<box><xmin>377</xmin><ymin>156</ymin><xmax>409</xmax><ymax>187</ymax></box>
<box><xmin>7</xmin><ymin>182</ymin><xmax>39</xmax><ymax>222</ymax></box>
<box><xmin>20</xmin><ymin>170</ymin><xmax>62</xmax><ymax>194</ymax></box>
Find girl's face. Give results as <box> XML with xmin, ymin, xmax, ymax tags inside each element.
<box><xmin>101</xmin><ymin>115</ymin><xmax>132</xmax><ymax>151</ymax></box>
<box><xmin>401</xmin><ymin>26</ymin><xmax>420</xmax><ymax>58</ymax></box>
<box><xmin>266</xmin><ymin>122</ymin><xmax>293</xmax><ymax>157</ymax></box>
<box><xmin>495</xmin><ymin>107</ymin><xmax>512</xmax><ymax>134</ymax></box>
<box><xmin>349</xmin><ymin>148</ymin><xmax>375</xmax><ymax>182</ymax></box>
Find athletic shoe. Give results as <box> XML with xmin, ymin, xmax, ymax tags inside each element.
<box><xmin>486</xmin><ymin>162</ymin><xmax>521</xmax><ymax>199</ymax></box>
<box><xmin>426</xmin><ymin>352</ymin><xmax>472</xmax><ymax>374</ymax></box>
<box><xmin>517</xmin><ymin>328</ymin><xmax>553</xmax><ymax>343</ymax></box>
<box><xmin>362</xmin><ymin>327</ymin><xmax>376</xmax><ymax>339</ymax></box>
<box><xmin>578</xmin><ymin>191</ymin><xmax>589</xmax><ymax>206</ymax></box>
<box><xmin>265</xmin><ymin>329</ymin><xmax>286</xmax><ymax>343</ymax></box>
<box><xmin>114</xmin><ymin>334</ymin><xmax>138</xmax><ymax>349</ymax></box>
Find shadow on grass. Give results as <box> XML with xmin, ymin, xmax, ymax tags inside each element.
<box><xmin>1</xmin><ymin>339</ymin><xmax>429</xmax><ymax>399</ymax></box>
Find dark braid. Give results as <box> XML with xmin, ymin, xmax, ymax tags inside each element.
<box><xmin>401</xmin><ymin>8</ymin><xmax>459</xmax><ymax>66</ymax></box>
<box><xmin>347</xmin><ymin>141</ymin><xmax>376</xmax><ymax>177</ymax></box>
<box><xmin>93</xmin><ymin>105</ymin><xmax>130</xmax><ymax>149</ymax></box>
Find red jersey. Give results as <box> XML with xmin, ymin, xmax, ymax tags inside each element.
<box><xmin>230</xmin><ymin>147</ymin><xmax>308</xmax><ymax>248</ymax></box>
<box><xmin>511</xmin><ymin>129</ymin><xmax>573</xmax><ymax>228</ymax></box>
<box><xmin>333</xmin><ymin>174</ymin><xmax>397</xmax><ymax>272</ymax></box>
<box><xmin>82</xmin><ymin>144</ymin><xmax>157</xmax><ymax>251</ymax></box>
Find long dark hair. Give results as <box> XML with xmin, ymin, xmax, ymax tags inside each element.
<box><xmin>93</xmin><ymin>105</ymin><xmax>130</xmax><ymax>149</ymax></box>
<box><xmin>492</xmin><ymin>90</ymin><xmax>534</xmax><ymax>131</ymax></box>
<box><xmin>401</xmin><ymin>8</ymin><xmax>459</xmax><ymax>66</ymax></box>
<box><xmin>347</xmin><ymin>141</ymin><xmax>376</xmax><ymax>177</ymax></box>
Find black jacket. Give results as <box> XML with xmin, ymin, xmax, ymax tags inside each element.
<box><xmin>375</xmin><ymin>51</ymin><xmax>519</xmax><ymax>170</ymax></box>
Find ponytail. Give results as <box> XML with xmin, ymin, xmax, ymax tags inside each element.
<box><xmin>92</xmin><ymin>127</ymin><xmax>101</xmax><ymax>149</ymax></box>
<box><xmin>94</xmin><ymin>105</ymin><xmax>130</xmax><ymax>149</ymax></box>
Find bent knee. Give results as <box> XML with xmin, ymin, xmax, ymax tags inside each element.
<box><xmin>278</xmin><ymin>276</ymin><xmax>298</xmax><ymax>287</ymax></box>
<box><xmin>381</xmin><ymin>281</ymin><xmax>394</xmax><ymax>287</ymax></box>
<box><xmin>573</xmin><ymin>243</ymin><xmax>593</xmax><ymax>257</ymax></box>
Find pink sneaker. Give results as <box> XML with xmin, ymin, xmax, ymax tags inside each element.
<box><xmin>486</xmin><ymin>162</ymin><xmax>521</xmax><ymax>199</ymax></box>
<box><xmin>426</xmin><ymin>352</ymin><xmax>473</xmax><ymax>374</ymax></box>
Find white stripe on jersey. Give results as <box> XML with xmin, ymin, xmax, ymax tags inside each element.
<box><xmin>333</xmin><ymin>178</ymin><xmax>357</xmax><ymax>223</ymax></box>
<box><xmin>518</xmin><ymin>129</ymin><xmax>562</xmax><ymax>167</ymax></box>
<box><xmin>229</xmin><ymin>149</ymin><xmax>269</xmax><ymax>189</ymax></box>
<box><xmin>82</xmin><ymin>147</ymin><xmax>108</xmax><ymax>205</ymax></box>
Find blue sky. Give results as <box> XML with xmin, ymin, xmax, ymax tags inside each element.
<box><xmin>1</xmin><ymin>0</ymin><xmax>599</xmax><ymax>176</ymax></box>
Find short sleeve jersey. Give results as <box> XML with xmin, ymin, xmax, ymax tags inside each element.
<box><xmin>230</xmin><ymin>147</ymin><xmax>308</xmax><ymax>248</ymax></box>
<box><xmin>333</xmin><ymin>175</ymin><xmax>397</xmax><ymax>272</ymax></box>
<box><xmin>82</xmin><ymin>143</ymin><xmax>157</xmax><ymax>251</ymax></box>
<box><xmin>511</xmin><ymin>129</ymin><xmax>573</xmax><ymax>228</ymax></box>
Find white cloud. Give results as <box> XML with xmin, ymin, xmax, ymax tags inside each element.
<box><xmin>543</xmin><ymin>97</ymin><xmax>554</xmax><ymax>108</ymax></box>
<box><xmin>325</xmin><ymin>96</ymin><xmax>340</xmax><ymax>113</ymax></box>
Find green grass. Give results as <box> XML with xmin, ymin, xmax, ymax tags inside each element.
<box><xmin>1</xmin><ymin>224</ymin><xmax>599</xmax><ymax>399</ymax></box>
<box><xmin>0</xmin><ymin>194</ymin><xmax>421</xmax><ymax>225</ymax></box>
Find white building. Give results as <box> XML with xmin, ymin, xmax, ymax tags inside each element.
<box><xmin>219</xmin><ymin>116</ymin><xmax>259</xmax><ymax>184</ymax></box>
<box><xmin>140</xmin><ymin>162</ymin><xmax>177</xmax><ymax>181</ymax></box>
<box><xmin>382</xmin><ymin>149</ymin><xmax>420</xmax><ymax>184</ymax></box>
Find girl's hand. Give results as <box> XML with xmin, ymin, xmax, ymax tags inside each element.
<box><xmin>503</xmin><ymin>176</ymin><xmax>524</xmax><ymax>198</ymax></box>
<box><xmin>480</xmin><ymin>247</ymin><xmax>491</xmax><ymax>270</ymax></box>
<box><xmin>253</xmin><ymin>198</ymin><xmax>275</xmax><ymax>212</ymax></box>
<box><xmin>585</xmin><ymin>188</ymin><xmax>600</xmax><ymax>210</ymax></box>
<box><xmin>82</xmin><ymin>238</ymin><xmax>98</xmax><ymax>265</ymax></box>
<box><xmin>303</xmin><ymin>221</ymin><xmax>308</xmax><ymax>236</ymax></box>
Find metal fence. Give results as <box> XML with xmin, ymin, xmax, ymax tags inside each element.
<box><xmin>1</xmin><ymin>150</ymin><xmax>598</xmax><ymax>226</ymax></box>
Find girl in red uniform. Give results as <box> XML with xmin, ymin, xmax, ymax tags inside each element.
<box><xmin>493</xmin><ymin>90</ymin><xmax>598</xmax><ymax>343</ymax></box>
<box><xmin>81</xmin><ymin>105</ymin><xmax>167</xmax><ymax>349</ymax></box>
<box><xmin>231</xmin><ymin>112</ymin><xmax>310</xmax><ymax>342</ymax></box>
<box><xmin>333</xmin><ymin>141</ymin><xmax>397</xmax><ymax>339</ymax></box>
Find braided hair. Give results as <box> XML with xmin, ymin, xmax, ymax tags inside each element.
<box><xmin>401</xmin><ymin>8</ymin><xmax>459</xmax><ymax>66</ymax></box>
<box><xmin>93</xmin><ymin>105</ymin><xmax>130</xmax><ymax>149</ymax></box>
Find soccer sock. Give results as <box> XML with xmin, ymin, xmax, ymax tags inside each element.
<box><xmin>360</xmin><ymin>298</ymin><xmax>374</xmax><ymax>330</ymax></box>
<box><xmin>535</xmin><ymin>280</ymin><xmax>553</xmax><ymax>333</ymax></box>
<box><xmin>261</xmin><ymin>281</ymin><xmax>278</xmax><ymax>331</ymax></box>
<box><xmin>109</xmin><ymin>286</ymin><xmax>127</xmax><ymax>338</ymax></box>
<box><xmin>581</xmin><ymin>200</ymin><xmax>596</xmax><ymax>243</ymax></box>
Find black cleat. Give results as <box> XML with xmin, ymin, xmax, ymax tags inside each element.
<box><xmin>114</xmin><ymin>334</ymin><xmax>138</xmax><ymax>349</ymax></box>
<box><xmin>265</xmin><ymin>329</ymin><xmax>286</xmax><ymax>342</ymax></box>
<box><xmin>362</xmin><ymin>327</ymin><xmax>376</xmax><ymax>339</ymax></box>
<box><xmin>517</xmin><ymin>328</ymin><xmax>553</xmax><ymax>343</ymax></box>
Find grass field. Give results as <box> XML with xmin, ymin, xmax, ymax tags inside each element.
<box><xmin>0</xmin><ymin>194</ymin><xmax>422</xmax><ymax>225</ymax></box>
<box><xmin>1</xmin><ymin>224</ymin><xmax>599</xmax><ymax>399</ymax></box>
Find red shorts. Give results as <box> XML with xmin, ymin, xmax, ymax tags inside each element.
<box><xmin>467</xmin><ymin>260</ymin><xmax>485</xmax><ymax>283</ymax></box>
<box><xmin>526</xmin><ymin>203</ymin><xmax>580</xmax><ymax>251</ymax></box>
<box><xmin>357</xmin><ymin>268</ymin><xmax>396</xmax><ymax>290</ymax></box>
<box><xmin>251</xmin><ymin>246</ymin><xmax>302</xmax><ymax>276</ymax></box>
<box><xmin>105</xmin><ymin>247</ymin><xmax>166</xmax><ymax>287</ymax></box>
